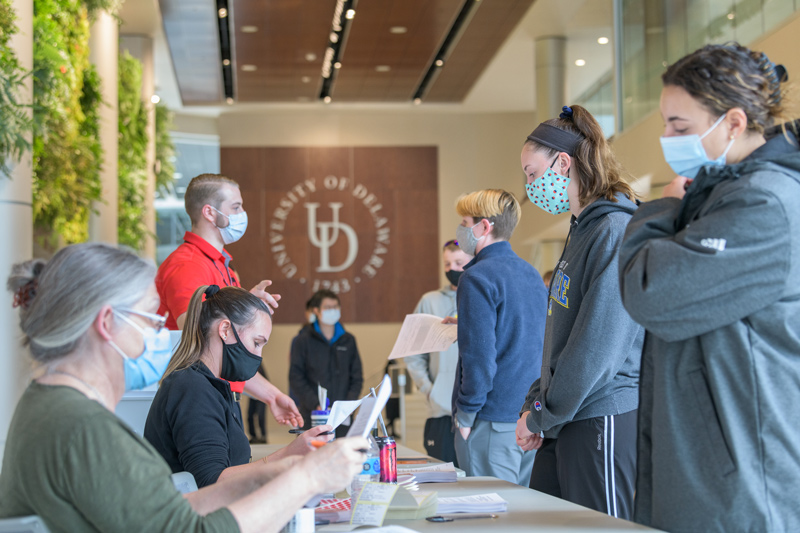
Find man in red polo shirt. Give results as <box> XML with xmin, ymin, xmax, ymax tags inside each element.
<box><xmin>156</xmin><ymin>173</ymin><xmax>302</xmax><ymax>426</ymax></box>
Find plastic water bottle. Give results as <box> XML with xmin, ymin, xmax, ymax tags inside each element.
<box><xmin>350</xmin><ymin>433</ymin><xmax>380</xmax><ymax>498</ymax></box>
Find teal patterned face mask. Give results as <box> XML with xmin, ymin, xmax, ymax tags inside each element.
<box><xmin>526</xmin><ymin>167</ymin><xmax>571</xmax><ymax>215</ymax></box>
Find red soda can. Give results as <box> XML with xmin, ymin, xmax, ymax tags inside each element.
<box><xmin>376</xmin><ymin>436</ymin><xmax>397</xmax><ymax>483</ymax></box>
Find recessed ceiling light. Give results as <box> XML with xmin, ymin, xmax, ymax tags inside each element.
<box><xmin>226</xmin><ymin>97</ymin><xmax>234</xmax><ymax>105</ymax></box>
<box><xmin>241</xmin><ymin>26</ymin><xmax>258</xmax><ymax>33</ymax></box>
<box><xmin>597</xmin><ymin>37</ymin><xmax>609</xmax><ymax>45</ymax></box>
<box><xmin>150</xmin><ymin>94</ymin><xmax>161</xmax><ymax>104</ymax></box>
<box><xmin>390</xmin><ymin>26</ymin><xmax>407</xmax><ymax>34</ymax></box>
<box><xmin>575</xmin><ymin>59</ymin><xmax>586</xmax><ymax>66</ymax></box>
<box><xmin>435</xmin><ymin>59</ymin><xmax>444</xmax><ymax>67</ymax></box>
<box><xmin>334</xmin><ymin>61</ymin><xmax>342</xmax><ymax>69</ymax></box>
<box><xmin>241</xmin><ymin>64</ymin><xmax>257</xmax><ymax>72</ymax></box>
<box><xmin>345</xmin><ymin>9</ymin><xmax>355</xmax><ymax>19</ymax></box>
<box><xmin>305</xmin><ymin>53</ymin><xmax>317</xmax><ymax>62</ymax></box>
<box><xmin>413</xmin><ymin>98</ymin><xmax>422</xmax><ymax>105</ymax></box>
<box><xmin>323</xmin><ymin>96</ymin><xmax>332</xmax><ymax>104</ymax></box>
<box><xmin>218</xmin><ymin>8</ymin><xmax>227</xmax><ymax>18</ymax></box>
<box><xmin>222</xmin><ymin>59</ymin><xmax>231</xmax><ymax>66</ymax></box>
<box><xmin>727</xmin><ymin>12</ymin><xmax>735</xmax><ymax>20</ymax></box>
<box><xmin>301</xmin><ymin>76</ymin><xmax>311</xmax><ymax>83</ymax></box>
<box><xmin>375</xmin><ymin>65</ymin><xmax>391</xmax><ymax>72</ymax></box>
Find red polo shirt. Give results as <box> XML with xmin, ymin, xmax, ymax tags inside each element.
<box><xmin>156</xmin><ymin>231</ymin><xmax>245</xmax><ymax>393</ymax></box>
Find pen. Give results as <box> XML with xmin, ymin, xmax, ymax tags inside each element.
<box><xmin>289</xmin><ymin>428</ymin><xmax>334</xmax><ymax>435</ymax></box>
<box><xmin>426</xmin><ymin>513</ymin><xmax>498</xmax><ymax>522</ymax></box>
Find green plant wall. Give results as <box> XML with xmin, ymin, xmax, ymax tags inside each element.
<box><xmin>117</xmin><ymin>49</ymin><xmax>148</xmax><ymax>249</ymax></box>
<box><xmin>32</xmin><ymin>0</ymin><xmax>105</xmax><ymax>245</ymax></box>
<box><xmin>155</xmin><ymin>103</ymin><xmax>175</xmax><ymax>192</ymax></box>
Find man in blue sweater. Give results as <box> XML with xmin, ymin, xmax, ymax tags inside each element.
<box><xmin>451</xmin><ymin>189</ymin><xmax>547</xmax><ymax>485</ymax></box>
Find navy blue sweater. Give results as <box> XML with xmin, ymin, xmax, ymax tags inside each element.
<box><xmin>144</xmin><ymin>362</ymin><xmax>250</xmax><ymax>488</ymax></box>
<box><xmin>452</xmin><ymin>241</ymin><xmax>547</xmax><ymax>425</ymax></box>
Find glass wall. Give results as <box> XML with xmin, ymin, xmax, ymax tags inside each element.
<box><xmin>155</xmin><ymin>133</ymin><xmax>220</xmax><ymax>264</ymax></box>
<box><xmin>619</xmin><ymin>0</ymin><xmax>799</xmax><ymax>130</ymax></box>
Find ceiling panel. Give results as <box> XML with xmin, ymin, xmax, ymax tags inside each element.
<box><xmin>425</xmin><ymin>0</ymin><xmax>536</xmax><ymax>102</ymax></box>
<box><xmin>231</xmin><ymin>0</ymin><xmax>336</xmax><ymax>102</ymax></box>
<box><xmin>330</xmin><ymin>0</ymin><xmax>463</xmax><ymax>102</ymax></box>
<box><xmin>160</xmin><ymin>0</ymin><xmax>224</xmax><ymax>104</ymax></box>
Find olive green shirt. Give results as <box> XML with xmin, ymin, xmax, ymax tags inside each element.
<box><xmin>0</xmin><ymin>382</ymin><xmax>239</xmax><ymax>533</ymax></box>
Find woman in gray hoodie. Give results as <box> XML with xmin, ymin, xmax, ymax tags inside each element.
<box><xmin>516</xmin><ymin>105</ymin><xmax>644</xmax><ymax>520</ymax></box>
<box><xmin>620</xmin><ymin>43</ymin><xmax>800</xmax><ymax>533</ymax></box>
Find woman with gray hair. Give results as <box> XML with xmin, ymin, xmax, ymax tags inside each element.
<box><xmin>0</xmin><ymin>243</ymin><xmax>365</xmax><ymax>533</ymax></box>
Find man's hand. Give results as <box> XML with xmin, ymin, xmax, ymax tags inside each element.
<box><xmin>250</xmin><ymin>280</ymin><xmax>281</xmax><ymax>314</ymax></box>
<box><xmin>458</xmin><ymin>426</ymin><xmax>471</xmax><ymax>441</ymax></box>
<box><xmin>516</xmin><ymin>411</ymin><xmax>543</xmax><ymax>451</ymax></box>
<box><xmin>267</xmin><ymin>391</ymin><xmax>304</xmax><ymax>427</ymax></box>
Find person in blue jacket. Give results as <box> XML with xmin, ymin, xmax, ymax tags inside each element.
<box><xmin>451</xmin><ymin>189</ymin><xmax>547</xmax><ymax>486</ymax></box>
<box><xmin>515</xmin><ymin>105</ymin><xmax>643</xmax><ymax>520</ymax></box>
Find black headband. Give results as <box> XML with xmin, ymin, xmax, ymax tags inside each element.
<box><xmin>526</xmin><ymin>123</ymin><xmax>582</xmax><ymax>156</ymax></box>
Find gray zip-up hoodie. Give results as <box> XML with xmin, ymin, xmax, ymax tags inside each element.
<box><xmin>619</xmin><ymin>125</ymin><xmax>800</xmax><ymax>533</ymax></box>
<box><xmin>406</xmin><ymin>286</ymin><xmax>459</xmax><ymax>419</ymax></box>
<box><xmin>521</xmin><ymin>193</ymin><xmax>643</xmax><ymax>438</ymax></box>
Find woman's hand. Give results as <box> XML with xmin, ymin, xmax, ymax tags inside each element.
<box><xmin>442</xmin><ymin>316</ymin><xmax>457</xmax><ymax>325</ymax></box>
<box><xmin>516</xmin><ymin>412</ymin><xmax>543</xmax><ymax>451</ymax></box>
<box><xmin>266</xmin><ymin>425</ymin><xmax>335</xmax><ymax>462</ymax></box>
<box><xmin>306</xmin><ymin>437</ymin><xmax>367</xmax><ymax>494</ymax></box>
<box><xmin>662</xmin><ymin>176</ymin><xmax>693</xmax><ymax>200</ymax></box>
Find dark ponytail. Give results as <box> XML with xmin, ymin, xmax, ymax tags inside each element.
<box><xmin>161</xmin><ymin>285</ymin><xmax>269</xmax><ymax>382</ymax></box>
<box><xmin>524</xmin><ymin>104</ymin><xmax>636</xmax><ymax>206</ymax></box>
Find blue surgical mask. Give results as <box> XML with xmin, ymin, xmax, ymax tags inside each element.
<box><xmin>212</xmin><ymin>207</ymin><xmax>248</xmax><ymax>244</ymax></box>
<box><xmin>660</xmin><ymin>113</ymin><xmax>735</xmax><ymax>179</ymax></box>
<box><xmin>109</xmin><ymin>310</ymin><xmax>173</xmax><ymax>391</ymax></box>
<box><xmin>320</xmin><ymin>308</ymin><xmax>341</xmax><ymax>326</ymax></box>
<box><xmin>455</xmin><ymin>221</ymin><xmax>493</xmax><ymax>256</ymax></box>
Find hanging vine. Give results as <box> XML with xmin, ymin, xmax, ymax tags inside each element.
<box><xmin>117</xmin><ymin>49</ymin><xmax>148</xmax><ymax>249</ymax></box>
<box><xmin>0</xmin><ymin>0</ymin><xmax>33</xmax><ymax>178</ymax></box>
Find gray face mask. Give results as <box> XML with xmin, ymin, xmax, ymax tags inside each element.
<box><xmin>455</xmin><ymin>221</ymin><xmax>493</xmax><ymax>256</ymax></box>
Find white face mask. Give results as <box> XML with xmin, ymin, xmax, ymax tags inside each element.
<box><xmin>320</xmin><ymin>308</ymin><xmax>341</xmax><ymax>326</ymax></box>
<box><xmin>212</xmin><ymin>207</ymin><xmax>248</xmax><ymax>244</ymax></box>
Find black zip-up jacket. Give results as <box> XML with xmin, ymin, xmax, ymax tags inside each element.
<box><xmin>289</xmin><ymin>324</ymin><xmax>364</xmax><ymax>429</ymax></box>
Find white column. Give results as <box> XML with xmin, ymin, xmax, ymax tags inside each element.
<box><xmin>120</xmin><ymin>35</ymin><xmax>156</xmax><ymax>259</ymax></box>
<box><xmin>88</xmin><ymin>11</ymin><xmax>119</xmax><ymax>245</ymax></box>
<box><xmin>0</xmin><ymin>0</ymin><xmax>33</xmax><ymax>464</ymax></box>
<box><xmin>535</xmin><ymin>36</ymin><xmax>567</xmax><ymax>119</ymax></box>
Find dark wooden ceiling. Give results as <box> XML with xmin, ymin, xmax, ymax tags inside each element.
<box><xmin>160</xmin><ymin>0</ymin><xmax>536</xmax><ymax>105</ymax></box>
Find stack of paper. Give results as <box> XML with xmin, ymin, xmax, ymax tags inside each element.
<box><xmin>436</xmin><ymin>493</ymin><xmax>508</xmax><ymax>514</ymax></box>
<box><xmin>386</xmin><ymin>488</ymin><xmax>438</xmax><ymax>520</ymax></box>
<box><xmin>315</xmin><ymin>498</ymin><xmax>351</xmax><ymax>524</ymax></box>
<box><xmin>396</xmin><ymin>462</ymin><xmax>458</xmax><ymax>484</ymax></box>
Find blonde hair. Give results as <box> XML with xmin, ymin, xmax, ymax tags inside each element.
<box><xmin>456</xmin><ymin>189</ymin><xmax>521</xmax><ymax>241</ymax></box>
<box><xmin>184</xmin><ymin>173</ymin><xmax>239</xmax><ymax>225</ymax></box>
<box><xmin>162</xmin><ymin>285</ymin><xmax>269</xmax><ymax>383</ymax></box>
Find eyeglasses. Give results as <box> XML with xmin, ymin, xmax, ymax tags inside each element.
<box><xmin>443</xmin><ymin>240</ymin><xmax>459</xmax><ymax>249</ymax></box>
<box><xmin>117</xmin><ymin>308</ymin><xmax>169</xmax><ymax>332</ymax></box>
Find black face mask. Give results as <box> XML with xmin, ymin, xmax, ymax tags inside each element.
<box><xmin>445</xmin><ymin>269</ymin><xmax>463</xmax><ymax>287</ymax></box>
<box><xmin>220</xmin><ymin>322</ymin><xmax>262</xmax><ymax>382</ymax></box>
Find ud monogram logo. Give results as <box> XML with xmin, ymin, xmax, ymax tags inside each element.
<box><xmin>268</xmin><ymin>175</ymin><xmax>391</xmax><ymax>293</ymax></box>
<box><xmin>305</xmin><ymin>202</ymin><xmax>359</xmax><ymax>272</ymax></box>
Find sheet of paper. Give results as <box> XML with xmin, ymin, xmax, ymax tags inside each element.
<box><xmin>387</xmin><ymin>313</ymin><xmax>457</xmax><ymax>360</ymax></box>
<box><xmin>327</xmin><ymin>399</ymin><xmax>363</xmax><ymax>430</ymax></box>
<box><xmin>347</xmin><ymin>375</ymin><xmax>392</xmax><ymax>438</ymax></box>
<box><xmin>318</xmin><ymin>384</ymin><xmax>328</xmax><ymax>411</ymax></box>
<box><xmin>350</xmin><ymin>482</ymin><xmax>399</xmax><ymax>526</ymax></box>
<box><xmin>397</xmin><ymin>462</ymin><xmax>455</xmax><ymax>473</ymax></box>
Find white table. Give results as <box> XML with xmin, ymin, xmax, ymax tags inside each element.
<box><xmin>251</xmin><ymin>442</ymin><xmax>658</xmax><ymax>532</ymax></box>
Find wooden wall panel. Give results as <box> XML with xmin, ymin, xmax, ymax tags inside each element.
<box><xmin>223</xmin><ymin>146</ymin><xmax>439</xmax><ymax>324</ymax></box>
